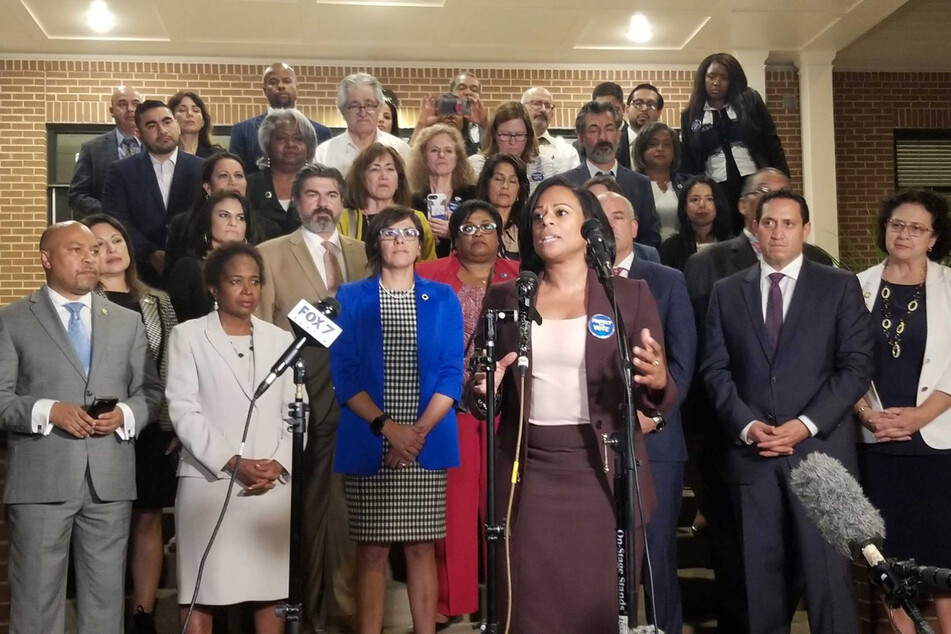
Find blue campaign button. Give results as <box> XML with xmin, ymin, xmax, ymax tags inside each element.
<box><xmin>531</xmin><ymin>171</ymin><xmax>545</xmax><ymax>182</ymax></box>
<box><xmin>588</xmin><ymin>314</ymin><xmax>615</xmax><ymax>339</ymax></box>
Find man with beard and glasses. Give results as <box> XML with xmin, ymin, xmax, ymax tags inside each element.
<box><xmin>560</xmin><ymin>99</ymin><xmax>661</xmax><ymax>247</ymax></box>
<box><xmin>229</xmin><ymin>62</ymin><xmax>332</xmax><ymax>175</ymax></box>
<box><xmin>101</xmin><ymin>100</ymin><xmax>204</xmax><ymax>287</ymax></box>
<box><xmin>624</xmin><ymin>83</ymin><xmax>665</xmax><ymax>169</ymax></box>
<box><xmin>521</xmin><ymin>86</ymin><xmax>580</xmax><ymax>175</ymax></box>
<box><xmin>255</xmin><ymin>164</ymin><xmax>368</xmax><ymax>633</ymax></box>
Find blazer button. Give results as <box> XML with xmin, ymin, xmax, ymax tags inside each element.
<box><xmin>595</xmin><ymin>421</ymin><xmax>603</xmax><ymax>429</ymax></box>
<box><xmin>922</xmin><ymin>386</ymin><xmax>929</xmax><ymax>392</ymax></box>
<box><xmin>86</xmin><ymin>390</ymin><xmax>93</xmax><ymax>397</ymax></box>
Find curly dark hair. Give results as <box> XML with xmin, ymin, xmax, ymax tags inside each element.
<box><xmin>448</xmin><ymin>199</ymin><xmax>504</xmax><ymax>250</ymax></box>
<box><xmin>876</xmin><ymin>189</ymin><xmax>951</xmax><ymax>262</ymax></box>
<box><xmin>203</xmin><ymin>242</ymin><xmax>266</xmax><ymax>293</ymax></box>
<box><xmin>186</xmin><ymin>190</ymin><xmax>258</xmax><ymax>258</ymax></box>
<box><xmin>518</xmin><ymin>176</ymin><xmax>615</xmax><ymax>275</ymax></box>
<box><xmin>365</xmin><ymin>206</ymin><xmax>425</xmax><ymax>275</ymax></box>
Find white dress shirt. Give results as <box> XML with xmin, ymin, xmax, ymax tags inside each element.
<box><xmin>538</xmin><ymin>130</ymin><xmax>581</xmax><ymax>175</ymax></box>
<box><xmin>313</xmin><ymin>129</ymin><xmax>410</xmax><ymax>178</ymax></box>
<box><xmin>31</xmin><ymin>287</ymin><xmax>136</xmax><ymax>439</ymax></box>
<box><xmin>150</xmin><ymin>147</ymin><xmax>179</xmax><ymax>209</ymax></box>
<box><xmin>740</xmin><ymin>252</ymin><xmax>818</xmax><ymax>442</ymax></box>
<box><xmin>614</xmin><ymin>251</ymin><xmax>635</xmax><ymax>277</ymax></box>
<box><xmin>586</xmin><ymin>159</ymin><xmax>618</xmax><ymax>179</ymax></box>
<box><xmin>701</xmin><ymin>102</ymin><xmax>757</xmax><ymax>182</ymax></box>
<box><xmin>300</xmin><ymin>227</ymin><xmax>346</xmax><ymax>287</ymax></box>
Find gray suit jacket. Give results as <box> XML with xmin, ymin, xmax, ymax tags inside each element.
<box><xmin>67</xmin><ymin>130</ymin><xmax>123</xmax><ymax>218</ymax></box>
<box><xmin>0</xmin><ymin>288</ymin><xmax>163</xmax><ymax>503</ymax></box>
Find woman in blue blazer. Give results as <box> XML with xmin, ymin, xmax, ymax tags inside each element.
<box><xmin>330</xmin><ymin>206</ymin><xmax>464</xmax><ymax>634</ymax></box>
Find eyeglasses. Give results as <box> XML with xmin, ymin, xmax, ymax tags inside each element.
<box><xmin>526</xmin><ymin>100</ymin><xmax>555</xmax><ymax>111</ymax></box>
<box><xmin>379</xmin><ymin>227</ymin><xmax>421</xmax><ymax>241</ymax></box>
<box><xmin>497</xmin><ymin>133</ymin><xmax>528</xmax><ymax>142</ymax></box>
<box><xmin>629</xmin><ymin>100</ymin><xmax>659</xmax><ymax>111</ymax></box>
<box><xmin>886</xmin><ymin>219</ymin><xmax>934</xmax><ymax>238</ymax></box>
<box><xmin>743</xmin><ymin>186</ymin><xmax>773</xmax><ymax>198</ymax></box>
<box><xmin>344</xmin><ymin>102</ymin><xmax>379</xmax><ymax>115</ymax></box>
<box><xmin>459</xmin><ymin>222</ymin><xmax>498</xmax><ymax>236</ymax></box>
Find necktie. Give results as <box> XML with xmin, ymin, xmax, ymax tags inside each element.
<box><xmin>613</xmin><ymin>266</ymin><xmax>625</xmax><ymax>277</ymax></box>
<box><xmin>765</xmin><ymin>272</ymin><xmax>784</xmax><ymax>350</ymax></box>
<box><xmin>323</xmin><ymin>241</ymin><xmax>344</xmax><ymax>296</ymax></box>
<box><xmin>121</xmin><ymin>137</ymin><xmax>140</xmax><ymax>157</ymax></box>
<box><xmin>64</xmin><ymin>302</ymin><xmax>91</xmax><ymax>374</ymax></box>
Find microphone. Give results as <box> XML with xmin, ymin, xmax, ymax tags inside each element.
<box><xmin>581</xmin><ymin>218</ymin><xmax>614</xmax><ymax>282</ymax></box>
<box><xmin>253</xmin><ymin>297</ymin><xmax>342</xmax><ymax>399</ymax></box>
<box><xmin>516</xmin><ymin>271</ymin><xmax>538</xmax><ymax>377</ymax></box>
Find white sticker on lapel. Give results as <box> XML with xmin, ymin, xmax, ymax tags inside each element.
<box><xmin>588</xmin><ymin>314</ymin><xmax>615</xmax><ymax>339</ymax></box>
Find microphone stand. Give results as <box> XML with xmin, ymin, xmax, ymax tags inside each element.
<box><xmin>277</xmin><ymin>358</ymin><xmax>308</xmax><ymax>633</ymax></box>
<box><xmin>591</xmin><ymin>265</ymin><xmax>656</xmax><ymax>633</ymax></box>
<box><xmin>877</xmin><ymin>559</ymin><xmax>937</xmax><ymax>634</ymax></box>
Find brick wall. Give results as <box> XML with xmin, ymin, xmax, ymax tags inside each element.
<box><xmin>834</xmin><ymin>71</ymin><xmax>951</xmax><ymax>271</ymax></box>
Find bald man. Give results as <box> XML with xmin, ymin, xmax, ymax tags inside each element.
<box><xmin>600</xmin><ymin>192</ymin><xmax>696</xmax><ymax>634</ymax></box>
<box><xmin>229</xmin><ymin>62</ymin><xmax>332</xmax><ymax>173</ymax></box>
<box><xmin>0</xmin><ymin>222</ymin><xmax>162</xmax><ymax>633</ymax></box>
<box><xmin>521</xmin><ymin>86</ymin><xmax>580</xmax><ymax>174</ymax></box>
<box><xmin>67</xmin><ymin>85</ymin><xmax>144</xmax><ymax>218</ymax></box>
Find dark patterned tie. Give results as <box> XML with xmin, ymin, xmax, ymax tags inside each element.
<box><xmin>765</xmin><ymin>272</ymin><xmax>784</xmax><ymax>349</ymax></box>
<box><xmin>121</xmin><ymin>136</ymin><xmax>140</xmax><ymax>157</ymax></box>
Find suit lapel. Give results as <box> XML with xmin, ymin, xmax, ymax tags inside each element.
<box><xmin>167</xmin><ymin>156</ymin><xmax>191</xmax><ymax>215</ymax></box>
<box><xmin>741</xmin><ymin>265</ymin><xmax>774</xmax><ymax>362</ymax></box>
<box><xmin>204</xmin><ymin>314</ymin><xmax>254</xmax><ymax>402</ymax></box>
<box><xmin>775</xmin><ymin>259</ymin><xmax>811</xmax><ymax>353</ymax></box>
<box><xmin>730</xmin><ymin>236</ymin><xmax>757</xmax><ymax>272</ymax></box>
<box><xmin>340</xmin><ymin>237</ymin><xmax>367</xmax><ymax>282</ymax></box>
<box><xmin>30</xmin><ymin>288</ymin><xmax>87</xmax><ymax>379</ymax></box>
<box><xmin>289</xmin><ymin>230</ymin><xmax>329</xmax><ymax>298</ymax></box>
<box><xmin>89</xmin><ymin>294</ymin><xmax>113</xmax><ymax>380</ymax></box>
<box><xmin>138</xmin><ymin>151</ymin><xmax>166</xmax><ymax>212</ymax></box>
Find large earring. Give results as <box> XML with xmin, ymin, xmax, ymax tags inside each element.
<box><xmin>213</xmin><ymin>296</ymin><xmax>219</xmax><ymax>311</ymax></box>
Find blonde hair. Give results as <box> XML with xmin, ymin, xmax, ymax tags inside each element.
<box><xmin>407</xmin><ymin>124</ymin><xmax>476</xmax><ymax>195</ymax></box>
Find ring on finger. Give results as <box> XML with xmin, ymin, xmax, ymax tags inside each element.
<box><xmin>652</xmin><ymin>359</ymin><xmax>660</xmax><ymax>366</ymax></box>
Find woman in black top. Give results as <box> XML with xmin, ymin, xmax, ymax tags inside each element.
<box><xmin>680</xmin><ymin>53</ymin><xmax>788</xmax><ymax>233</ymax></box>
<box><xmin>659</xmin><ymin>176</ymin><xmax>733</xmax><ymax>272</ymax></box>
<box><xmin>474</xmin><ymin>153</ymin><xmax>529</xmax><ymax>260</ymax></box>
<box><xmin>169</xmin><ymin>91</ymin><xmax>220</xmax><ymax>158</ymax></box>
<box><xmin>83</xmin><ymin>213</ymin><xmax>179</xmax><ymax>634</ymax></box>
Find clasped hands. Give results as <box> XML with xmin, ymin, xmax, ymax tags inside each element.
<box><xmin>49</xmin><ymin>402</ymin><xmax>123</xmax><ymax>438</ymax></box>
<box><xmin>225</xmin><ymin>456</ymin><xmax>284</xmax><ymax>496</ymax></box>
<box><xmin>747</xmin><ymin>420</ymin><xmax>811</xmax><ymax>457</ymax></box>
<box><xmin>383</xmin><ymin>421</ymin><xmax>428</xmax><ymax>469</ymax></box>
<box><xmin>859</xmin><ymin>407</ymin><xmax>923</xmax><ymax>442</ymax></box>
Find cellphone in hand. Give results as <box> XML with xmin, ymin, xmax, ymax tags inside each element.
<box><xmin>435</xmin><ymin>95</ymin><xmax>472</xmax><ymax>117</ymax></box>
<box><xmin>427</xmin><ymin>193</ymin><xmax>449</xmax><ymax>220</ymax></box>
<box><xmin>87</xmin><ymin>397</ymin><xmax>118</xmax><ymax>418</ymax></box>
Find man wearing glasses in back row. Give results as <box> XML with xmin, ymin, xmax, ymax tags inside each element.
<box><xmin>623</xmin><ymin>83</ymin><xmax>665</xmax><ymax>170</ymax></box>
<box><xmin>314</xmin><ymin>73</ymin><xmax>412</xmax><ymax>178</ymax></box>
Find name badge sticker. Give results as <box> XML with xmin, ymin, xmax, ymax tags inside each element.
<box><xmin>531</xmin><ymin>171</ymin><xmax>545</xmax><ymax>182</ymax></box>
<box><xmin>588</xmin><ymin>314</ymin><xmax>615</xmax><ymax>339</ymax></box>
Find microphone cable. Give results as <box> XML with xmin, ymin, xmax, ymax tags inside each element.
<box><xmin>502</xmin><ymin>372</ymin><xmax>528</xmax><ymax>634</ymax></box>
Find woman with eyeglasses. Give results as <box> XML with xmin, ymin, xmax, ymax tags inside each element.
<box><xmin>467</xmin><ymin>102</ymin><xmax>555</xmax><ymax>194</ymax></box>
<box><xmin>853</xmin><ymin>189</ymin><xmax>951</xmax><ymax>634</ymax></box>
<box><xmin>338</xmin><ymin>142</ymin><xmax>437</xmax><ymax>261</ymax></box>
<box><xmin>330</xmin><ymin>206</ymin><xmax>464</xmax><ymax>634</ymax></box>
<box><xmin>681</xmin><ymin>53</ymin><xmax>789</xmax><ymax>233</ymax></box>
<box><xmin>474</xmin><ymin>153</ymin><xmax>530</xmax><ymax>260</ymax></box>
<box><xmin>633</xmin><ymin>122</ymin><xmax>693</xmax><ymax>241</ymax></box>
<box><xmin>416</xmin><ymin>200</ymin><xmax>519</xmax><ymax>627</ymax></box>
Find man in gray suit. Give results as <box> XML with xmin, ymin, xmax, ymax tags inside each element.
<box><xmin>67</xmin><ymin>85</ymin><xmax>144</xmax><ymax>218</ymax></box>
<box><xmin>0</xmin><ymin>221</ymin><xmax>163</xmax><ymax>633</ymax></box>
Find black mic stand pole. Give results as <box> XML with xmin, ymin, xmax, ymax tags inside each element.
<box><xmin>278</xmin><ymin>358</ymin><xmax>308</xmax><ymax>633</ymax></box>
<box><xmin>592</xmin><ymin>265</ymin><xmax>656</xmax><ymax>633</ymax></box>
<box><xmin>475</xmin><ymin>308</ymin><xmax>507</xmax><ymax>634</ymax></box>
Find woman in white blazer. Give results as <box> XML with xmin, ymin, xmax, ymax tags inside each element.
<box><xmin>166</xmin><ymin>242</ymin><xmax>297</xmax><ymax>634</ymax></box>
<box><xmin>853</xmin><ymin>189</ymin><xmax>951</xmax><ymax>634</ymax></box>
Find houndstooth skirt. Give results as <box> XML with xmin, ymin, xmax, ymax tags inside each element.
<box><xmin>345</xmin><ymin>286</ymin><xmax>447</xmax><ymax>543</ymax></box>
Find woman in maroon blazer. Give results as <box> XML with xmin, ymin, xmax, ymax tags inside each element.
<box><xmin>415</xmin><ymin>200</ymin><xmax>519</xmax><ymax>627</ymax></box>
<box><xmin>470</xmin><ymin>177</ymin><xmax>675</xmax><ymax>633</ymax></box>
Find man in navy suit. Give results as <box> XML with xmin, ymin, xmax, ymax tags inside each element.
<box><xmin>229</xmin><ymin>63</ymin><xmax>331</xmax><ymax>174</ymax></box>
<box><xmin>560</xmin><ymin>100</ymin><xmax>661</xmax><ymax>247</ymax></box>
<box><xmin>67</xmin><ymin>85</ymin><xmax>143</xmax><ymax>218</ymax></box>
<box><xmin>101</xmin><ymin>100</ymin><xmax>204</xmax><ymax>286</ymax></box>
<box><xmin>601</xmin><ymin>192</ymin><xmax>696</xmax><ymax>634</ymax></box>
<box><xmin>701</xmin><ymin>190</ymin><xmax>873</xmax><ymax>633</ymax></box>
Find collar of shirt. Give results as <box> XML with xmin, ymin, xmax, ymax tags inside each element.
<box><xmin>760</xmin><ymin>252</ymin><xmax>804</xmax><ymax>284</ymax></box>
<box><xmin>743</xmin><ymin>228</ymin><xmax>761</xmax><ymax>254</ymax></box>
<box><xmin>301</xmin><ymin>226</ymin><xmax>341</xmax><ymax>255</ymax></box>
<box><xmin>538</xmin><ymin>130</ymin><xmax>557</xmax><ymax>145</ymax></box>
<box><xmin>115</xmin><ymin>128</ymin><xmax>138</xmax><ymax>147</ymax></box>
<box><xmin>149</xmin><ymin>146</ymin><xmax>179</xmax><ymax>168</ymax></box>
<box><xmin>702</xmin><ymin>102</ymin><xmax>738</xmax><ymax>126</ymax></box>
<box><xmin>615</xmin><ymin>250</ymin><xmax>635</xmax><ymax>276</ymax></box>
<box><xmin>586</xmin><ymin>159</ymin><xmax>617</xmax><ymax>179</ymax></box>
<box><xmin>46</xmin><ymin>286</ymin><xmax>93</xmax><ymax>333</ymax></box>
<box><xmin>345</xmin><ymin>128</ymin><xmax>382</xmax><ymax>151</ymax></box>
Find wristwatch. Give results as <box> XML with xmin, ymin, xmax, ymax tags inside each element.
<box><xmin>649</xmin><ymin>412</ymin><xmax>666</xmax><ymax>434</ymax></box>
<box><xmin>370</xmin><ymin>413</ymin><xmax>391</xmax><ymax>436</ymax></box>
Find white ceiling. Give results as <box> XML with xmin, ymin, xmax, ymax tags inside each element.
<box><xmin>0</xmin><ymin>0</ymin><xmax>941</xmax><ymax>69</ymax></box>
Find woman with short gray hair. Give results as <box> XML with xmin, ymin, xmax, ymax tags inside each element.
<box><xmin>246</xmin><ymin>108</ymin><xmax>316</xmax><ymax>237</ymax></box>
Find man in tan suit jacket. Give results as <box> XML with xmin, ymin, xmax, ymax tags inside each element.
<box><xmin>256</xmin><ymin>164</ymin><xmax>368</xmax><ymax>632</ymax></box>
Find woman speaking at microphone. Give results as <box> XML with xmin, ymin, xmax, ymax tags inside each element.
<box><xmin>470</xmin><ymin>176</ymin><xmax>676</xmax><ymax>633</ymax></box>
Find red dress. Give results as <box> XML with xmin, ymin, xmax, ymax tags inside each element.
<box><xmin>415</xmin><ymin>254</ymin><xmax>519</xmax><ymax>616</ymax></box>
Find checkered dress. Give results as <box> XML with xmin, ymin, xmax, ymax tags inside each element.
<box><xmin>344</xmin><ymin>286</ymin><xmax>447</xmax><ymax>542</ymax></box>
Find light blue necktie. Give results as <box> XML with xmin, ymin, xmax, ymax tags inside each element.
<box><xmin>64</xmin><ymin>302</ymin><xmax>91</xmax><ymax>375</ymax></box>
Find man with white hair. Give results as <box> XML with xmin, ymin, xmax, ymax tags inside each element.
<box><xmin>314</xmin><ymin>73</ymin><xmax>411</xmax><ymax>177</ymax></box>
<box><xmin>521</xmin><ymin>86</ymin><xmax>580</xmax><ymax>174</ymax></box>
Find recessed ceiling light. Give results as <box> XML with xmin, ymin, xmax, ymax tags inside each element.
<box><xmin>626</xmin><ymin>13</ymin><xmax>652</xmax><ymax>43</ymax></box>
<box><xmin>85</xmin><ymin>0</ymin><xmax>116</xmax><ymax>34</ymax></box>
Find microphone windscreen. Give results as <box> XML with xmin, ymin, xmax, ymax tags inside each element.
<box><xmin>318</xmin><ymin>296</ymin><xmax>341</xmax><ymax>318</ymax></box>
<box><xmin>516</xmin><ymin>270</ymin><xmax>538</xmax><ymax>294</ymax></box>
<box><xmin>581</xmin><ymin>218</ymin><xmax>603</xmax><ymax>241</ymax></box>
<box><xmin>789</xmin><ymin>452</ymin><xmax>886</xmax><ymax>557</ymax></box>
